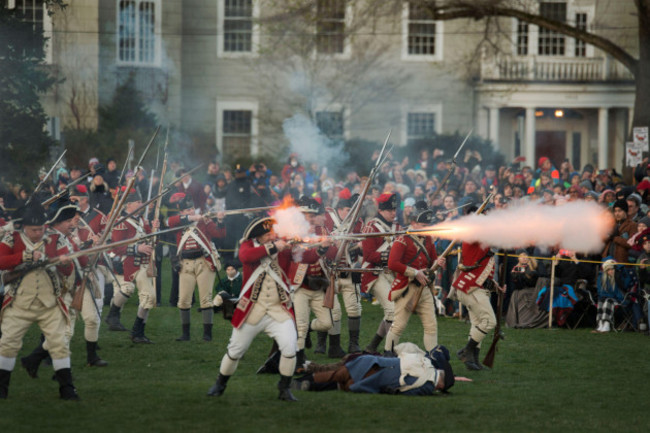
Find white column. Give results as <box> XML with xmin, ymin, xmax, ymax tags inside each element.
<box><xmin>525</xmin><ymin>107</ymin><xmax>536</xmax><ymax>167</ymax></box>
<box><xmin>598</xmin><ymin>107</ymin><xmax>609</xmax><ymax>170</ymax></box>
<box><xmin>477</xmin><ymin>106</ymin><xmax>489</xmax><ymax>139</ymax></box>
<box><xmin>489</xmin><ymin>107</ymin><xmax>500</xmax><ymax>150</ymax></box>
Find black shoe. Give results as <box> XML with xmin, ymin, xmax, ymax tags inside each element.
<box><xmin>132</xmin><ymin>335</ymin><xmax>154</xmax><ymax>344</ymax></box>
<box><xmin>105</xmin><ymin>305</ymin><xmax>128</xmax><ymax>331</ymax></box>
<box><xmin>87</xmin><ymin>357</ymin><xmax>109</xmax><ymax>367</ymax></box>
<box><xmin>20</xmin><ymin>343</ymin><xmax>49</xmax><ymax>379</ymax></box>
<box><xmin>207</xmin><ymin>374</ymin><xmax>230</xmax><ymax>397</ymax></box>
<box><xmin>456</xmin><ymin>346</ymin><xmax>481</xmax><ymax>371</ymax></box>
<box><xmin>176</xmin><ymin>324</ymin><xmax>191</xmax><ymax>341</ymax></box>
<box><xmin>202</xmin><ymin>324</ymin><xmax>213</xmax><ymax>342</ymax></box>
<box><xmin>256</xmin><ymin>351</ymin><xmax>281</xmax><ymax>375</ymax></box>
<box><xmin>278</xmin><ymin>375</ymin><xmax>297</xmax><ymax>402</ymax></box>
<box><xmin>0</xmin><ymin>369</ymin><xmax>10</xmax><ymax>399</ymax></box>
<box><xmin>327</xmin><ymin>334</ymin><xmax>346</xmax><ymax>359</ymax></box>
<box><xmin>314</xmin><ymin>331</ymin><xmax>327</xmax><ymax>354</ymax></box>
<box><xmin>54</xmin><ymin>368</ymin><xmax>80</xmax><ymax>401</ymax></box>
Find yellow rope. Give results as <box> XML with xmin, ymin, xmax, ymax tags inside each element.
<box><xmin>494</xmin><ymin>252</ymin><xmax>645</xmax><ymax>267</ymax></box>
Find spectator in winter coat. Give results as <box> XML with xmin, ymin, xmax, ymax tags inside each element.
<box><xmin>602</xmin><ymin>200</ymin><xmax>637</xmax><ymax>264</ymax></box>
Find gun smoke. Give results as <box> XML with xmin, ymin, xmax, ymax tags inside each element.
<box><xmin>425</xmin><ymin>201</ymin><xmax>614</xmax><ymax>253</ymax></box>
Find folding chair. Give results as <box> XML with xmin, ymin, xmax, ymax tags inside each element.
<box><xmin>614</xmin><ymin>292</ymin><xmax>637</xmax><ymax>332</ymax></box>
<box><xmin>567</xmin><ymin>279</ymin><xmax>596</xmax><ymax>330</ymax></box>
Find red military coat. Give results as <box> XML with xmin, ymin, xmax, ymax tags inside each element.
<box><xmin>232</xmin><ymin>239</ymin><xmax>321</xmax><ymax>328</ymax></box>
<box><xmin>361</xmin><ymin>215</ymin><xmax>401</xmax><ymax>293</ymax></box>
<box><xmin>452</xmin><ymin>242</ymin><xmax>495</xmax><ymax>294</ymax></box>
<box><xmin>167</xmin><ymin>214</ymin><xmax>226</xmax><ymax>271</ymax></box>
<box><xmin>0</xmin><ymin>230</ymin><xmax>75</xmax><ymax>315</ymax></box>
<box><xmin>387</xmin><ymin>234</ymin><xmax>438</xmax><ymax>301</ymax></box>
<box><xmin>110</xmin><ymin>216</ymin><xmax>152</xmax><ymax>281</ymax></box>
<box><xmin>324</xmin><ymin>207</ymin><xmax>363</xmax><ymax>268</ymax></box>
<box><xmin>288</xmin><ymin>225</ymin><xmax>336</xmax><ymax>289</ymax></box>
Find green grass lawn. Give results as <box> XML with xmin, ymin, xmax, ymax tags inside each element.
<box><xmin>1</xmin><ymin>260</ymin><xmax>649</xmax><ymax>433</ymax></box>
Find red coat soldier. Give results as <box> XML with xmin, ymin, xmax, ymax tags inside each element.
<box><xmin>207</xmin><ymin>216</ymin><xmax>328</xmax><ymax>402</ymax></box>
<box><xmin>361</xmin><ymin>193</ymin><xmax>401</xmax><ymax>352</ymax></box>
<box><xmin>385</xmin><ymin>209</ymin><xmax>445</xmax><ymax>353</ymax></box>
<box><xmin>166</xmin><ymin>192</ymin><xmax>226</xmax><ymax>341</ymax></box>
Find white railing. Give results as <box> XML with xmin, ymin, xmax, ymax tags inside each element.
<box><xmin>480</xmin><ymin>54</ymin><xmax>634</xmax><ymax>82</ymax></box>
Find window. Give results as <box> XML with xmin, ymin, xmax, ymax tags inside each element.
<box><xmin>12</xmin><ymin>1</ymin><xmax>52</xmax><ymax>62</ymax></box>
<box><xmin>516</xmin><ymin>20</ymin><xmax>528</xmax><ymax>56</ymax></box>
<box><xmin>538</xmin><ymin>1</ymin><xmax>566</xmax><ymax>56</ymax></box>
<box><xmin>218</xmin><ymin>0</ymin><xmax>259</xmax><ymax>57</ymax></box>
<box><xmin>316</xmin><ymin>0</ymin><xmax>346</xmax><ymax>55</ymax></box>
<box><xmin>407</xmin><ymin>112</ymin><xmax>436</xmax><ymax>145</ymax></box>
<box><xmin>402</xmin><ymin>2</ymin><xmax>442</xmax><ymax>61</ymax></box>
<box><xmin>117</xmin><ymin>0</ymin><xmax>160</xmax><ymax>65</ymax></box>
<box><xmin>574</xmin><ymin>12</ymin><xmax>587</xmax><ymax>57</ymax></box>
<box><xmin>217</xmin><ymin>100</ymin><xmax>259</xmax><ymax>161</ymax></box>
<box><xmin>316</xmin><ymin>111</ymin><xmax>344</xmax><ymax>141</ymax></box>
<box><xmin>224</xmin><ymin>0</ymin><xmax>253</xmax><ymax>53</ymax></box>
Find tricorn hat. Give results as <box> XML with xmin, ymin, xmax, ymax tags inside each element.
<box><xmin>297</xmin><ymin>196</ymin><xmax>323</xmax><ymax>214</ymax></box>
<box><xmin>22</xmin><ymin>202</ymin><xmax>48</xmax><ymax>226</ymax></box>
<box><xmin>243</xmin><ymin>217</ymin><xmax>276</xmax><ymax>241</ymax></box>
<box><xmin>46</xmin><ymin>197</ymin><xmax>79</xmax><ymax>225</ymax></box>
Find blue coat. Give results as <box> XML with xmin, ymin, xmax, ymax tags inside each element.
<box><xmin>346</xmin><ymin>356</ymin><xmax>435</xmax><ymax>396</ymax></box>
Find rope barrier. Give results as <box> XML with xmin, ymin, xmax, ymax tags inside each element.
<box><xmin>493</xmin><ymin>251</ymin><xmax>646</xmax><ymax>268</ymax></box>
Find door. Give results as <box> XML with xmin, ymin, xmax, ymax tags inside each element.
<box><xmin>536</xmin><ymin>131</ymin><xmax>566</xmax><ymax>169</ymax></box>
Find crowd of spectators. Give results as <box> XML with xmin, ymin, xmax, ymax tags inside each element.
<box><xmin>2</xmin><ymin>147</ymin><xmax>650</xmax><ymax>334</ymax></box>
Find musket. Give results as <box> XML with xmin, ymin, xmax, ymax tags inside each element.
<box><xmin>149</xmin><ymin>127</ymin><xmax>169</xmax><ymax>283</ymax></box>
<box><xmin>113</xmin><ymin>163</ymin><xmax>204</xmax><ymax>226</ymax></box>
<box><xmin>203</xmin><ymin>205</ymin><xmax>278</xmax><ymax>219</ymax></box>
<box><xmin>26</xmin><ymin>149</ymin><xmax>67</xmax><ymax>205</ymax></box>
<box><xmin>117</xmin><ymin>144</ymin><xmax>135</xmax><ymax>189</ymax></box>
<box><xmin>482</xmin><ymin>250</ymin><xmax>507</xmax><ymax>368</ymax></box>
<box><xmin>324</xmin><ymin>129</ymin><xmax>393</xmax><ymax>309</ymax></box>
<box><xmin>405</xmin><ymin>190</ymin><xmax>494</xmax><ymax>313</ymax></box>
<box><xmin>2</xmin><ymin>226</ymin><xmax>186</xmax><ymax>286</ymax></box>
<box><xmin>331</xmin><ymin>228</ymin><xmax>450</xmax><ymax>240</ymax></box>
<box><xmin>41</xmin><ymin>172</ymin><xmax>94</xmax><ymax>207</ymax></box>
<box><xmin>430</xmin><ymin>129</ymin><xmax>472</xmax><ymax>203</ymax></box>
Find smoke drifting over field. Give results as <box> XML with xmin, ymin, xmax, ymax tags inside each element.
<box><xmin>423</xmin><ymin>201</ymin><xmax>614</xmax><ymax>253</ymax></box>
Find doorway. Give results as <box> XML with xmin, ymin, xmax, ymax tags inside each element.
<box><xmin>536</xmin><ymin>131</ymin><xmax>566</xmax><ymax>169</ymax></box>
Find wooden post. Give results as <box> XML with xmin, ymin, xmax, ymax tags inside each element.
<box><xmin>548</xmin><ymin>255</ymin><xmax>557</xmax><ymax>329</ymax></box>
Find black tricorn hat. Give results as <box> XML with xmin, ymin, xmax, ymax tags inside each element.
<box><xmin>297</xmin><ymin>196</ymin><xmax>323</xmax><ymax>214</ymax></box>
<box><xmin>414</xmin><ymin>209</ymin><xmax>434</xmax><ymax>224</ymax></box>
<box><xmin>243</xmin><ymin>217</ymin><xmax>276</xmax><ymax>241</ymax></box>
<box><xmin>46</xmin><ymin>197</ymin><xmax>79</xmax><ymax>225</ymax></box>
<box><xmin>22</xmin><ymin>202</ymin><xmax>48</xmax><ymax>226</ymax></box>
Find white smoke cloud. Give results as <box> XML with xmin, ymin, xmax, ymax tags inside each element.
<box><xmin>425</xmin><ymin>201</ymin><xmax>614</xmax><ymax>253</ymax></box>
<box><xmin>282</xmin><ymin>114</ymin><xmax>347</xmax><ymax>169</ymax></box>
<box><xmin>272</xmin><ymin>205</ymin><xmax>311</xmax><ymax>240</ymax></box>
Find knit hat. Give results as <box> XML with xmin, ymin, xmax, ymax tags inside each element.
<box><xmin>613</xmin><ymin>199</ymin><xmax>628</xmax><ymax>213</ymax></box>
<box><xmin>602</xmin><ymin>259</ymin><xmax>616</xmax><ymax>271</ymax></box>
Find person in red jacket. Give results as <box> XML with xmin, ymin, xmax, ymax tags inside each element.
<box><xmin>361</xmin><ymin>193</ymin><xmax>401</xmax><ymax>352</ymax></box>
<box><xmin>166</xmin><ymin>193</ymin><xmax>225</xmax><ymax>342</ymax></box>
<box><xmin>0</xmin><ymin>202</ymin><xmax>79</xmax><ymax>400</ymax></box>
<box><xmin>104</xmin><ymin>188</ymin><xmax>160</xmax><ymax>343</ymax></box>
<box><xmin>452</xmin><ymin>232</ymin><xmax>503</xmax><ymax>370</ymax></box>
<box><xmin>323</xmin><ymin>189</ymin><xmax>364</xmax><ymax>353</ymax></box>
<box><xmin>207</xmin><ymin>216</ymin><xmax>330</xmax><ymax>401</ymax></box>
<box><xmin>385</xmin><ymin>208</ymin><xmax>446</xmax><ymax>354</ymax></box>
<box><xmin>289</xmin><ymin>197</ymin><xmax>342</xmax><ymax>361</ymax></box>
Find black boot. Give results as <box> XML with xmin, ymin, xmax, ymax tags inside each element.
<box><xmin>348</xmin><ymin>317</ymin><xmax>361</xmax><ymax>353</ymax></box>
<box><xmin>202</xmin><ymin>324</ymin><xmax>213</xmax><ymax>342</ymax></box>
<box><xmin>314</xmin><ymin>331</ymin><xmax>327</xmax><ymax>354</ymax></box>
<box><xmin>54</xmin><ymin>368</ymin><xmax>80</xmax><ymax>400</ymax></box>
<box><xmin>327</xmin><ymin>334</ymin><xmax>346</xmax><ymax>358</ymax></box>
<box><xmin>86</xmin><ymin>341</ymin><xmax>108</xmax><ymax>367</ymax></box>
<box><xmin>176</xmin><ymin>324</ymin><xmax>190</xmax><ymax>341</ymax></box>
<box><xmin>456</xmin><ymin>339</ymin><xmax>481</xmax><ymax>371</ymax></box>
<box><xmin>131</xmin><ymin>317</ymin><xmax>153</xmax><ymax>344</ymax></box>
<box><xmin>20</xmin><ymin>341</ymin><xmax>49</xmax><ymax>378</ymax></box>
<box><xmin>364</xmin><ymin>334</ymin><xmax>383</xmax><ymax>353</ymax></box>
<box><xmin>295</xmin><ymin>349</ymin><xmax>307</xmax><ymax>374</ymax></box>
<box><xmin>207</xmin><ymin>374</ymin><xmax>230</xmax><ymax>397</ymax></box>
<box><xmin>0</xmin><ymin>369</ymin><xmax>10</xmax><ymax>399</ymax></box>
<box><xmin>256</xmin><ymin>351</ymin><xmax>281</xmax><ymax>375</ymax></box>
<box><xmin>473</xmin><ymin>347</ymin><xmax>485</xmax><ymax>370</ymax></box>
<box><xmin>277</xmin><ymin>375</ymin><xmax>297</xmax><ymax>401</ymax></box>
<box><xmin>105</xmin><ymin>304</ymin><xmax>127</xmax><ymax>332</ymax></box>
